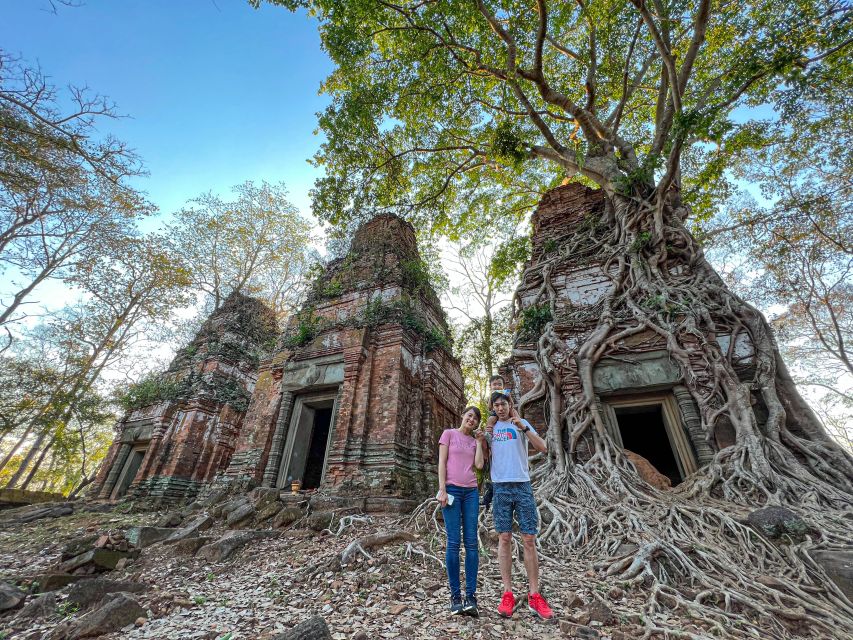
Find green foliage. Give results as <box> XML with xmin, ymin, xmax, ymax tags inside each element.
<box><xmin>57</xmin><ymin>601</ymin><xmax>80</xmax><ymax>617</ymax></box>
<box><xmin>542</xmin><ymin>239</ymin><xmax>558</xmax><ymax>254</ymax></box>
<box><xmin>284</xmin><ymin>312</ymin><xmax>322</xmax><ymax>348</ymax></box>
<box><xmin>490</xmin><ymin>236</ymin><xmax>532</xmax><ymax>288</ymax></box>
<box><xmin>400</xmin><ymin>258</ymin><xmax>431</xmax><ymax>294</ymax></box>
<box><xmin>193</xmin><ymin>595</ymin><xmax>206</xmax><ymax>606</ymax></box>
<box><xmin>519</xmin><ymin>304</ymin><xmax>553</xmax><ymax>341</ymax></box>
<box><xmin>630</xmin><ymin>231</ymin><xmax>652</xmax><ymax>253</ymax></box>
<box><xmin>320</xmin><ymin>279</ymin><xmax>344</xmax><ymax>298</ymax></box>
<box><xmin>491</xmin><ymin>121</ymin><xmax>528</xmax><ymax>168</ymax></box>
<box><xmin>117</xmin><ymin>376</ymin><xmax>182</xmax><ymax>412</ymax></box>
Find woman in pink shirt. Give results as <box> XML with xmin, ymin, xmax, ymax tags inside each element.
<box><xmin>437</xmin><ymin>406</ymin><xmax>485</xmax><ymax>616</ymax></box>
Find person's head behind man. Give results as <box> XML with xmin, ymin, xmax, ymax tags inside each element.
<box><xmin>490</xmin><ymin>390</ymin><xmax>512</xmax><ymax>421</ymax></box>
<box><xmin>489</xmin><ymin>374</ymin><xmax>505</xmax><ymax>392</ymax></box>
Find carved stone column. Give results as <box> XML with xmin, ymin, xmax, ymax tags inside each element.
<box><xmin>673</xmin><ymin>385</ymin><xmax>714</xmax><ymax>465</ymax></box>
<box><xmin>261</xmin><ymin>390</ymin><xmax>296</xmax><ymax>487</ymax></box>
<box><xmin>99</xmin><ymin>442</ymin><xmax>132</xmax><ymax>499</ymax></box>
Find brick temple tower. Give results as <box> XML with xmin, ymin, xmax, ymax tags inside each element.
<box><xmin>500</xmin><ymin>184</ymin><xmax>755</xmax><ymax>486</ymax></box>
<box><xmin>90</xmin><ymin>293</ymin><xmax>278</xmax><ymax>501</ymax></box>
<box><xmin>225</xmin><ymin>214</ymin><xmax>464</xmax><ymax>510</ymax></box>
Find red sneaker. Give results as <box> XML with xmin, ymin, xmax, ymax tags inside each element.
<box><xmin>497</xmin><ymin>591</ymin><xmax>515</xmax><ymax>617</ymax></box>
<box><xmin>528</xmin><ymin>592</ymin><xmax>553</xmax><ymax>619</ymax></box>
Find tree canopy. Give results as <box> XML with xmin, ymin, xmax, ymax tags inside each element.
<box><xmin>264</xmin><ymin>0</ymin><xmax>851</xmax><ymax>235</ymax></box>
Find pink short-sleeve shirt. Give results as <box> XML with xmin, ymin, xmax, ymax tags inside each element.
<box><xmin>439</xmin><ymin>429</ymin><xmax>478</xmax><ymax>488</ymax></box>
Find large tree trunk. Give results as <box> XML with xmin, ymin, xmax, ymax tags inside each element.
<box><xmin>513</xmin><ymin>187</ymin><xmax>853</xmax><ymax>638</ymax></box>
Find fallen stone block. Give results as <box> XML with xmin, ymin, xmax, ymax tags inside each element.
<box><xmin>65</xmin><ymin>592</ymin><xmax>146</xmax><ymax>639</ymax></box>
<box><xmin>61</xmin><ymin>535</ymin><xmax>100</xmax><ymax>560</ymax></box>
<box><xmin>196</xmin><ymin>530</ymin><xmax>276</xmax><ymax>563</ymax></box>
<box><xmin>273</xmin><ymin>615</ymin><xmax>331</xmax><ymax>640</ymax></box>
<box><xmin>226</xmin><ymin>503</ymin><xmax>256</xmax><ymax>527</ymax></box>
<box><xmin>125</xmin><ymin>526</ymin><xmax>174</xmax><ymax>548</ymax></box>
<box><xmin>164</xmin><ymin>514</ymin><xmax>214</xmax><ymax>544</ymax></box>
<box><xmin>15</xmin><ymin>504</ymin><xmax>74</xmax><ymax>524</ymax></box>
<box><xmin>0</xmin><ymin>581</ymin><xmax>25</xmax><ymax>611</ymax></box>
<box><xmin>256</xmin><ymin>501</ymin><xmax>283</xmax><ymax>523</ymax></box>
<box><xmin>219</xmin><ymin>496</ymin><xmax>249</xmax><ymax>517</ymax></box>
<box><xmin>171</xmin><ymin>536</ymin><xmax>211</xmax><ymax>556</ymax></box>
<box><xmin>18</xmin><ymin>592</ymin><xmax>57</xmax><ymax>620</ymax></box>
<box><xmin>746</xmin><ymin>506</ymin><xmax>810</xmax><ymax>542</ymax></box>
<box><xmin>155</xmin><ymin>511</ymin><xmax>183</xmax><ymax>528</ymax></box>
<box><xmin>59</xmin><ymin>549</ymin><xmax>132</xmax><ymax>574</ymax></box>
<box><xmin>66</xmin><ymin>578</ymin><xmax>147</xmax><ymax>609</ymax></box>
<box><xmin>35</xmin><ymin>573</ymin><xmax>86</xmax><ymax>592</ymax></box>
<box><xmin>307</xmin><ymin>511</ymin><xmax>339</xmax><ymax>532</ymax></box>
<box><xmin>273</xmin><ymin>506</ymin><xmax>304</xmax><ymax>528</ymax></box>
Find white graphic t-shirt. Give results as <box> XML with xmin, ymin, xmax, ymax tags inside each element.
<box><xmin>490</xmin><ymin>418</ymin><xmax>536</xmax><ymax>483</ymax></box>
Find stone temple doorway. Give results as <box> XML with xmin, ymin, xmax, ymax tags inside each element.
<box><xmin>110</xmin><ymin>446</ymin><xmax>146</xmax><ymax>499</ymax></box>
<box><xmin>276</xmin><ymin>390</ymin><xmax>339</xmax><ymax>490</ymax></box>
<box><xmin>602</xmin><ymin>394</ymin><xmax>698</xmax><ymax>486</ymax></box>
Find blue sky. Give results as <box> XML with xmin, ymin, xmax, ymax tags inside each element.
<box><xmin>2</xmin><ymin>0</ymin><xmax>333</xmax><ymax>219</ymax></box>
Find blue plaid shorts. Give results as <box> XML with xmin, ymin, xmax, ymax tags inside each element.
<box><xmin>492</xmin><ymin>481</ymin><xmax>538</xmax><ymax>535</ymax></box>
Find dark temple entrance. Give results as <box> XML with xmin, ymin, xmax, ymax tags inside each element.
<box><xmin>277</xmin><ymin>391</ymin><xmax>339</xmax><ymax>490</ymax></box>
<box><xmin>302</xmin><ymin>407</ymin><xmax>333</xmax><ymax>489</ymax></box>
<box><xmin>614</xmin><ymin>405</ymin><xmax>682</xmax><ymax>486</ymax></box>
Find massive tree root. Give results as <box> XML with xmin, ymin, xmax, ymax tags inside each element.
<box><xmin>504</xmin><ymin>191</ymin><xmax>853</xmax><ymax>638</ymax></box>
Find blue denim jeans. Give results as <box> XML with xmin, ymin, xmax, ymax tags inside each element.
<box><xmin>442</xmin><ymin>484</ymin><xmax>479</xmax><ymax>599</ymax></box>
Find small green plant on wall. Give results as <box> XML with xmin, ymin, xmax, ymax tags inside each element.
<box><xmin>519</xmin><ymin>304</ymin><xmax>552</xmax><ymax>341</ymax></box>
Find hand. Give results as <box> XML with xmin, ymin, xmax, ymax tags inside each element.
<box><xmin>486</xmin><ymin>415</ymin><xmax>497</xmax><ymax>435</ymax></box>
<box><xmin>437</xmin><ymin>488</ymin><xmax>448</xmax><ymax>507</ymax></box>
<box><xmin>474</xmin><ymin>428</ymin><xmax>485</xmax><ymax>441</ymax></box>
<box><xmin>511</xmin><ymin>417</ymin><xmax>526</xmax><ymax>431</ymax></box>
<box><xmin>510</xmin><ymin>406</ymin><xmax>520</xmax><ymax>419</ymax></box>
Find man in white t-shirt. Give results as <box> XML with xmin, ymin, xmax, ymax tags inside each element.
<box><xmin>485</xmin><ymin>390</ymin><xmax>553</xmax><ymax>620</ymax></box>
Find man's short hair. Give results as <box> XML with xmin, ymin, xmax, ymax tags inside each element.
<box><xmin>489</xmin><ymin>374</ymin><xmax>505</xmax><ymax>384</ymax></box>
<box><xmin>490</xmin><ymin>390</ymin><xmax>512</xmax><ymax>405</ymax></box>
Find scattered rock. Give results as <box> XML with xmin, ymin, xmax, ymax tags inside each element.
<box><xmin>164</xmin><ymin>514</ymin><xmax>214</xmax><ymax>543</ymax></box>
<box><xmin>249</xmin><ymin>486</ymin><xmax>280</xmax><ymax>508</ymax></box>
<box><xmin>389</xmin><ymin>603</ymin><xmax>407</xmax><ymax>615</ymax></box>
<box><xmin>0</xmin><ymin>581</ymin><xmax>26</xmax><ymax>611</ymax></box>
<box><xmin>66</xmin><ymin>578</ymin><xmax>147</xmax><ymax>609</ymax></box>
<box><xmin>565</xmin><ymin>590</ymin><xmax>584</xmax><ymax>608</ymax></box>
<box><xmin>59</xmin><ymin>549</ymin><xmax>132</xmax><ymax>574</ymax></box>
<box><xmin>155</xmin><ymin>511</ymin><xmax>184</xmax><ymax>528</ymax></box>
<box><xmin>19</xmin><ymin>592</ymin><xmax>57</xmax><ymax>620</ymax></box>
<box><xmin>171</xmin><ymin>536</ymin><xmax>212</xmax><ymax>556</ymax></box>
<box><xmin>256</xmin><ymin>501</ymin><xmax>283</xmax><ymax>522</ymax></box>
<box><xmin>623</xmin><ymin>449</ymin><xmax>671</xmax><ymax>490</ymax></box>
<box><xmin>273</xmin><ymin>506</ymin><xmax>304</xmax><ymax>528</ymax></box>
<box><xmin>64</xmin><ymin>592</ymin><xmax>146</xmax><ymax>639</ymax></box>
<box><xmin>196</xmin><ymin>530</ymin><xmax>276</xmax><ymax>562</ymax></box>
<box><xmin>273</xmin><ymin>615</ymin><xmax>332</xmax><ymax>640</ymax></box>
<box><xmin>61</xmin><ymin>535</ymin><xmax>99</xmax><ymax>560</ymax></box>
<box><xmin>226</xmin><ymin>503</ymin><xmax>257</xmax><ymax>527</ymax></box>
<box><xmin>125</xmin><ymin>526</ymin><xmax>174</xmax><ymax>548</ymax></box>
<box><xmin>813</xmin><ymin>548</ymin><xmax>853</xmax><ymax>600</ymax></box>
<box><xmin>219</xmin><ymin>497</ymin><xmax>249</xmax><ymax>517</ymax></box>
<box><xmin>607</xmin><ymin>585</ymin><xmax>624</xmax><ymax>600</ymax></box>
<box><xmin>35</xmin><ymin>573</ymin><xmax>84</xmax><ymax>592</ymax></box>
<box><xmin>351</xmin><ymin>632</ymin><xmax>368</xmax><ymax>640</ymax></box>
<box><xmin>587</xmin><ymin>597</ymin><xmax>616</xmax><ymax>625</ymax></box>
<box><xmin>307</xmin><ymin>511</ymin><xmax>339</xmax><ymax>532</ymax></box>
<box><xmin>746</xmin><ymin>506</ymin><xmax>810</xmax><ymax>542</ymax></box>
<box><xmin>560</xmin><ymin>620</ymin><xmax>599</xmax><ymax>639</ymax></box>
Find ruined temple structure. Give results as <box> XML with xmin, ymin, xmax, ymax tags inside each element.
<box><xmin>91</xmin><ymin>293</ymin><xmax>279</xmax><ymax>501</ymax></box>
<box><xmin>225</xmin><ymin>214</ymin><xmax>464</xmax><ymax>510</ymax></box>
<box><xmin>92</xmin><ymin>215</ymin><xmax>464</xmax><ymax>509</ymax></box>
<box><xmin>501</xmin><ymin>184</ymin><xmax>754</xmax><ymax>487</ymax></box>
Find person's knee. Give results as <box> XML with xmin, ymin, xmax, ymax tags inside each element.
<box><xmin>522</xmin><ymin>534</ymin><xmax>537</xmax><ymax>549</ymax></box>
<box><xmin>498</xmin><ymin>532</ymin><xmax>512</xmax><ymax>546</ymax></box>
